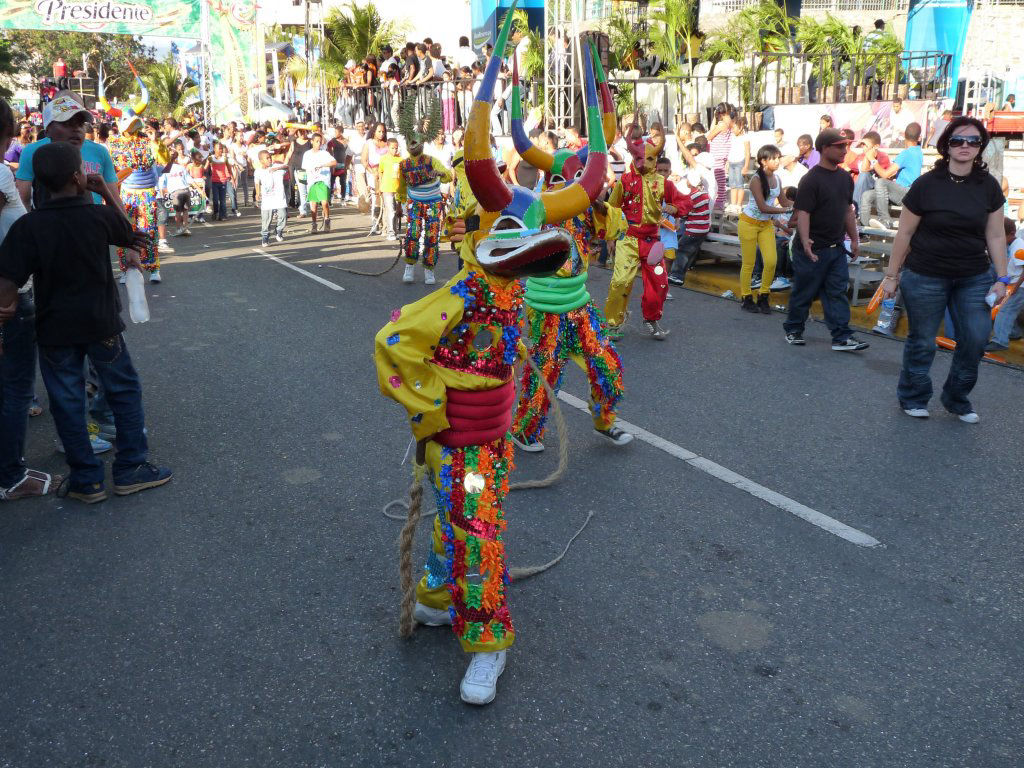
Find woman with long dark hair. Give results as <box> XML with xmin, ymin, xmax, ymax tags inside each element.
<box><xmin>738</xmin><ymin>144</ymin><xmax>788</xmax><ymax>313</ymax></box>
<box><xmin>882</xmin><ymin>116</ymin><xmax>1010</xmax><ymax>422</ymax></box>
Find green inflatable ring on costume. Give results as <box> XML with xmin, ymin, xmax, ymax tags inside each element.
<box><xmin>525</xmin><ymin>272</ymin><xmax>591</xmax><ymax>313</ymax></box>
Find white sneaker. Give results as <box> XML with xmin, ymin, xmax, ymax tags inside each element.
<box><xmin>183</xmin><ymin>227</ymin><xmax>192</xmax><ymax>236</ymax></box>
<box><xmin>460</xmin><ymin>650</ymin><xmax>506</xmax><ymax>706</ymax></box>
<box><xmin>402</xmin><ymin>263</ymin><xmax>415</xmax><ymax>283</ymax></box>
<box><xmin>118</xmin><ymin>272</ymin><xmax>127</xmax><ymax>285</ymax></box>
<box><xmin>149</xmin><ymin>270</ymin><xmax>161</xmax><ymax>283</ymax></box>
<box><xmin>275</xmin><ymin>232</ymin><xmax>284</xmax><ymax>243</ymax></box>
<box><xmin>903</xmin><ymin>408</ymin><xmax>929</xmax><ymax>418</ymax></box>
<box><xmin>413</xmin><ymin>602</ymin><xmax>452</xmax><ymax>626</ymax></box>
<box><xmin>234</xmin><ymin>210</ymin><xmax>242</xmax><ymax>218</ymax></box>
<box><xmin>158</xmin><ymin>239</ymin><xmax>174</xmax><ymax>253</ymax></box>
<box><xmin>958</xmin><ymin>412</ymin><xmax>980</xmax><ymax>424</ymax></box>
<box><xmin>769</xmin><ymin>277</ymin><xmax>791</xmax><ymax>290</ymax></box>
<box><xmin>595</xmin><ymin>426</ymin><xmax>634</xmax><ymax>446</ymax></box>
<box><xmin>424</xmin><ymin>269</ymin><xmax>436</xmax><ymax>285</ymax></box>
<box><xmin>172</xmin><ymin>226</ymin><xmax>185</xmax><ymax>237</ymax></box>
<box><xmin>386</xmin><ymin>234</ymin><xmax>397</xmax><ymax>241</ymax></box>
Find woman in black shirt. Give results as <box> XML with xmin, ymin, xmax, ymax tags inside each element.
<box><xmin>882</xmin><ymin>117</ymin><xmax>1010</xmax><ymax>422</ymax></box>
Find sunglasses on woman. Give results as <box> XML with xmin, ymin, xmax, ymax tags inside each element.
<box><xmin>948</xmin><ymin>135</ymin><xmax>983</xmax><ymax>148</ymax></box>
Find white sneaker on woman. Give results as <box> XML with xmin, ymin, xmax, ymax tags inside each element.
<box><xmin>402</xmin><ymin>264</ymin><xmax>415</xmax><ymax>283</ymax></box>
<box><xmin>460</xmin><ymin>650</ymin><xmax>506</xmax><ymax>705</ymax></box>
<box><xmin>424</xmin><ymin>269</ymin><xmax>436</xmax><ymax>285</ymax></box>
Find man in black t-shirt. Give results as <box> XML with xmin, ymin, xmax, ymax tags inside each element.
<box><xmin>288</xmin><ymin>128</ymin><xmax>311</xmax><ymax>214</ymax></box>
<box><xmin>784</xmin><ymin>129</ymin><xmax>869</xmax><ymax>351</ymax></box>
<box><xmin>0</xmin><ymin>142</ymin><xmax>172</xmax><ymax>503</ymax></box>
<box><xmin>326</xmin><ymin>126</ymin><xmax>349</xmax><ymax>201</ymax></box>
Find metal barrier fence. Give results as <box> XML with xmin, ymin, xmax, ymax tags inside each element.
<box><xmin>752</xmin><ymin>50</ymin><xmax>952</xmax><ymax>106</ymax></box>
<box><xmin>330</xmin><ymin>77</ymin><xmax>543</xmax><ymax>135</ymax></box>
<box><xmin>320</xmin><ymin>51</ymin><xmax>949</xmax><ymax>138</ymax></box>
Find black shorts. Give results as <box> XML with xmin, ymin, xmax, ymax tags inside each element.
<box><xmin>171</xmin><ymin>189</ymin><xmax>190</xmax><ymax>213</ymax></box>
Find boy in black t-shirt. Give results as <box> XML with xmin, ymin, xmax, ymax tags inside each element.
<box><xmin>784</xmin><ymin>129</ymin><xmax>870</xmax><ymax>352</ymax></box>
<box><xmin>0</xmin><ymin>142</ymin><xmax>172</xmax><ymax>503</ymax></box>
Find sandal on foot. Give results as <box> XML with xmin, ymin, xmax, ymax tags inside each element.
<box><xmin>0</xmin><ymin>470</ymin><xmax>57</xmax><ymax>501</ymax></box>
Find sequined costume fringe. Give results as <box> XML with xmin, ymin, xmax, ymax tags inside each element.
<box><xmin>511</xmin><ymin>302</ymin><xmax>624</xmax><ymax>443</ymax></box>
<box><xmin>404</xmin><ymin>199</ymin><xmax>443</xmax><ymax>268</ymax></box>
<box><xmin>117</xmin><ymin>187</ymin><xmax>160</xmax><ymax>272</ymax></box>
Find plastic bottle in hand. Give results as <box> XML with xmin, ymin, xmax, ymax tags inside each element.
<box><xmin>873</xmin><ymin>297</ymin><xmax>899</xmax><ymax>336</ymax></box>
<box><xmin>125</xmin><ymin>268</ymin><xmax>150</xmax><ymax>323</ymax></box>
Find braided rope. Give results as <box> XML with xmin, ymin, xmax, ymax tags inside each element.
<box><xmin>390</xmin><ymin>356</ymin><xmax>587</xmax><ymax>638</ymax></box>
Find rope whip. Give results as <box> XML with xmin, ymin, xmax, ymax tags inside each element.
<box><xmin>327</xmin><ymin>198</ymin><xmax>449</xmax><ymax>277</ymax></box>
<box><xmin>386</xmin><ymin>354</ymin><xmax>591</xmax><ymax>639</ymax></box>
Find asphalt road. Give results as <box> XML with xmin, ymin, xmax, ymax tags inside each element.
<box><xmin>2</xmin><ymin>207</ymin><xmax>1022</xmax><ymax>768</ymax></box>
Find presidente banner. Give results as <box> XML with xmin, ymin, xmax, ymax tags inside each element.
<box><xmin>905</xmin><ymin>0</ymin><xmax>974</xmax><ymax>96</ymax></box>
<box><xmin>0</xmin><ymin>0</ymin><xmax>201</xmax><ymax>38</ymax></box>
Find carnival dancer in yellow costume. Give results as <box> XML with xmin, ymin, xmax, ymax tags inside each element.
<box><xmin>506</xmin><ymin>52</ymin><xmax>632</xmax><ymax>451</ymax></box>
<box><xmin>396</xmin><ymin>95</ymin><xmax>452</xmax><ymax>285</ymax></box>
<box><xmin>604</xmin><ymin>131</ymin><xmax>695</xmax><ymax>339</ymax></box>
<box><xmin>374</xmin><ymin>4</ymin><xmax>607</xmax><ymax>706</ymax></box>
<box><xmin>102</xmin><ymin>64</ymin><xmax>161</xmax><ymax>283</ymax></box>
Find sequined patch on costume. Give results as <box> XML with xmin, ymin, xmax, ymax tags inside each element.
<box><xmin>431</xmin><ymin>272</ymin><xmax>523</xmax><ymax>380</ymax></box>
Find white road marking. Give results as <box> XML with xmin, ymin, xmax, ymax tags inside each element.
<box><xmin>557</xmin><ymin>391</ymin><xmax>881</xmax><ymax>548</ymax></box>
<box><xmin>254</xmin><ymin>248</ymin><xmax>346</xmax><ymax>292</ymax></box>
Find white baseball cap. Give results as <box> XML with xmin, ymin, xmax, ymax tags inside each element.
<box><xmin>43</xmin><ymin>91</ymin><xmax>93</xmax><ymax>129</ymax></box>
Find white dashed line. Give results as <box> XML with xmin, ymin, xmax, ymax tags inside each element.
<box><xmin>254</xmin><ymin>248</ymin><xmax>346</xmax><ymax>291</ymax></box>
<box><xmin>557</xmin><ymin>391</ymin><xmax>882</xmax><ymax>548</ymax></box>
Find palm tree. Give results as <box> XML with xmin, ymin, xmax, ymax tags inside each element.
<box><xmin>323</xmin><ymin>0</ymin><xmax>399</xmax><ymax>69</ymax></box>
<box><xmin>649</xmin><ymin>0</ymin><xmax>700</xmax><ymax>118</ymax></box>
<box><xmin>864</xmin><ymin>29</ymin><xmax>904</xmax><ymax>98</ymax></box>
<box><xmin>795</xmin><ymin>13</ymin><xmax>858</xmax><ymax>97</ymax></box>
<box><xmin>649</xmin><ymin>0</ymin><xmax>699</xmax><ymax>72</ymax></box>
<box><xmin>700</xmin><ymin>0</ymin><xmax>795</xmax><ymax>107</ymax></box>
<box><xmin>504</xmin><ymin>7</ymin><xmax>544</xmax><ymax>80</ymax></box>
<box><xmin>145</xmin><ymin>54</ymin><xmax>196</xmax><ymax>118</ymax></box>
<box><xmin>603</xmin><ymin>8</ymin><xmax>644</xmax><ymax>71</ymax></box>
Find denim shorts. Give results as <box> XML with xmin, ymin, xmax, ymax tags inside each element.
<box><xmin>728</xmin><ymin>162</ymin><xmax>745</xmax><ymax>188</ymax></box>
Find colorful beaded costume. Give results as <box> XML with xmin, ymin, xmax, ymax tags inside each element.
<box><xmin>507</xmin><ymin>50</ymin><xmax>628</xmax><ymax>445</ymax></box>
<box><xmin>102</xmin><ymin>64</ymin><xmax>159</xmax><ymax>274</ymax></box>
<box><xmin>374</xmin><ymin>9</ymin><xmax>608</xmax><ymax>653</ymax></box>
<box><xmin>397</xmin><ymin>95</ymin><xmax>451</xmax><ymax>269</ymax></box>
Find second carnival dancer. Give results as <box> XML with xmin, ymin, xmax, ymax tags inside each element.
<box><xmin>506</xmin><ymin>52</ymin><xmax>634</xmax><ymax>451</ymax></box>
<box><xmin>374</xmin><ymin>5</ymin><xmax>608</xmax><ymax>706</ymax></box>
<box><xmin>603</xmin><ymin>128</ymin><xmax>695</xmax><ymax>339</ymax></box>
<box><xmin>100</xmin><ymin>64</ymin><xmax>161</xmax><ymax>283</ymax></box>
<box><xmin>397</xmin><ymin>95</ymin><xmax>452</xmax><ymax>286</ymax></box>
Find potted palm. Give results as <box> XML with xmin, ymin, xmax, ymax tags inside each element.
<box><xmin>701</xmin><ymin>0</ymin><xmax>794</xmax><ymax>116</ymax></box>
<box><xmin>865</xmin><ymin>30</ymin><xmax>904</xmax><ymax>101</ymax></box>
<box><xmin>796</xmin><ymin>14</ymin><xmax>859</xmax><ymax>103</ymax></box>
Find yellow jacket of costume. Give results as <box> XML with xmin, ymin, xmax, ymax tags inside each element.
<box><xmin>374</xmin><ymin>241</ymin><xmax>526</xmax><ymax>442</ymax></box>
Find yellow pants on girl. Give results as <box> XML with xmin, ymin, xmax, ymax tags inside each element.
<box><xmin>738</xmin><ymin>214</ymin><xmax>777</xmax><ymax>298</ymax></box>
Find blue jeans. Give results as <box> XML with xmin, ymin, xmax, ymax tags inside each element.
<box><xmin>211</xmin><ymin>181</ymin><xmax>227</xmax><ymax>220</ymax></box>
<box><xmin>226</xmin><ymin>179</ymin><xmax>238</xmax><ymax>213</ymax></box>
<box><xmin>784</xmin><ymin>242</ymin><xmax>853</xmax><ymax>342</ymax></box>
<box><xmin>0</xmin><ymin>291</ymin><xmax>37</xmax><ymax>487</ymax></box>
<box><xmin>39</xmin><ymin>334</ymin><xmax>149</xmax><ymax>487</ymax></box>
<box><xmin>852</xmin><ymin>172</ymin><xmax>875</xmax><ymax>212</ymax></box>
<box><xmin>897</xmin><ymin>268</ymin><xmax>994</xmax><ymax>413</ymax></box>
<box><xmin>669</xmin><ymin>233</ymin><xmax>707</xmax><ymax>282</ymax></box>
<box><xmin>991</xmin><ymin>286</ymin><xmax>1024</xmax><ymax>345</ymax></box>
